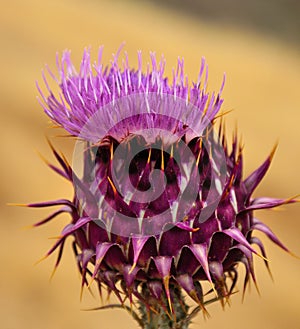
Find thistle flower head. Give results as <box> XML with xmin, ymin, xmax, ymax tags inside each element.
<box><xmin>33</xmin><ymin>46</ymin><xmax>295</xmax><ymax>328</ymax></box>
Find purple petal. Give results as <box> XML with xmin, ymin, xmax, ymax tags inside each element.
<box><xmin>27</xmin><ymin>199</ymin><xmax>76</xmax><ymax>210</ymax></box>
<box><xmin>33</xmin><ymin>206</ymin><xmax>71</xmax><ymax>227</ymax></box>
<box><xmin>159</xmin><ymin>225</ymin><xmax>191</xmax><ymax>256</ymax></box>
<box><xmin>92</xmin><ymin>242</ymin><xmax>115</xmax><ymax>278</ymax></box>
<box><xmin>251</xmin><ymin>218</ymin><xmax>289</xmax><ymax>252</ymax></box>
<box><xmin>153</xmin><ymin>256</ymin><xmax>173</xmax><ymax>312</ymax></box>
<box><xmin>188</xmin><ymin>244</ymin><xmax>212</xmax><ymax>283</ymax></box>
<box><xmin>148</xmin><ymin>280</ymin><xmax>164</xmax><ymax>300</ymax></box>
<box><xmin>153</xmin><ymin>256</ymin><xmax>173</xmax><ymax>279</ymax></box>
<box><xmin>233</xmin><ymin>244</ymin><xmax>257</xmax><ymax>286</ymax></box>
<box><xmin>222</xmin><ymin>228</ymin><xmax>258</xmax><ymax>255</ymax></box>
<box><xmin>250</xmin><ymin>236</ymin><xmax>272</xmax><ymax>277</ymax></box>
<box><xmin>243</xmin><ymin>148</ymin><xmax>275</xmax><ymax>198</ymax></box>
<box><xmin>129</xmin><ymin>236</ymin><xmax>157</xmax><ymax>270</ymax></box>
<box><xmin>208</xmin><ymin>232</ymin><xmax>232</xmax><ymax>262</ymax></box>
<box><xmin>174</xmin><ymin>221</ymin><xmax>198</xmax><ymax>232</ymax></box>
<box><xmin>122</xmin><ymin>265</ymin><xmax>139</xmax><ymax>288</ymax></box>
<box><xmin>87</xmin><ymin>221</ymin><xmax>109</xmax><ymax>249</ymax></box>
<box><xmin>176</xmin><ymin>274</ymin><xmax>203</xmax><ymax>304</ymax></box>
<box><xmin>176</xmin><ymin>246</ymin><xmax>201</xmax><ymax>276</ymax></box>
<box><xmin>243</xmin><ymin>197</ymin><xmax>296</xmax><ymax>212</ymax></box>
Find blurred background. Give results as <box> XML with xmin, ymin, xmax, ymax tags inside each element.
<box><xmin>1</xmin><ymin>0</ymin><xmax>300</xmax><ymax>328</ymax></box>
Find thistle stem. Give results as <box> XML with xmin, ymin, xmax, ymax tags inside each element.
<box><xmin>138</xmin><ymin>285</ymin><xmax>191</xmax><ymax>329</ymax></box>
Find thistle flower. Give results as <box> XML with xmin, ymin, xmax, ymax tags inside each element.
<box><xmin>32</xmin><ymin>46</ymin><xmax>296</xmax><ymax>329</ymax></box>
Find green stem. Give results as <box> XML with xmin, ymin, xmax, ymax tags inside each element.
<box><xmin>138</xmin><ymin>286</ymin><xmax>190</xmax><ymax>329</ymax></box>
<box><xmin>84</xmin><ymin>287</ymin><xmax>220</xmax><ymax>328</ymax></box>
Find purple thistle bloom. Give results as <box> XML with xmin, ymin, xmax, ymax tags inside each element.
<box><xmin>33</xmin><ymin>46</ymin><xmax>296</xmax><ymax>328</ymax></box>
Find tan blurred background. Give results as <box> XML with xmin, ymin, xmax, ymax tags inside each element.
<box><xmin>1</xmin><ymin>0</ymin><xmax>300</xmax><ymax>328</ymax></box>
